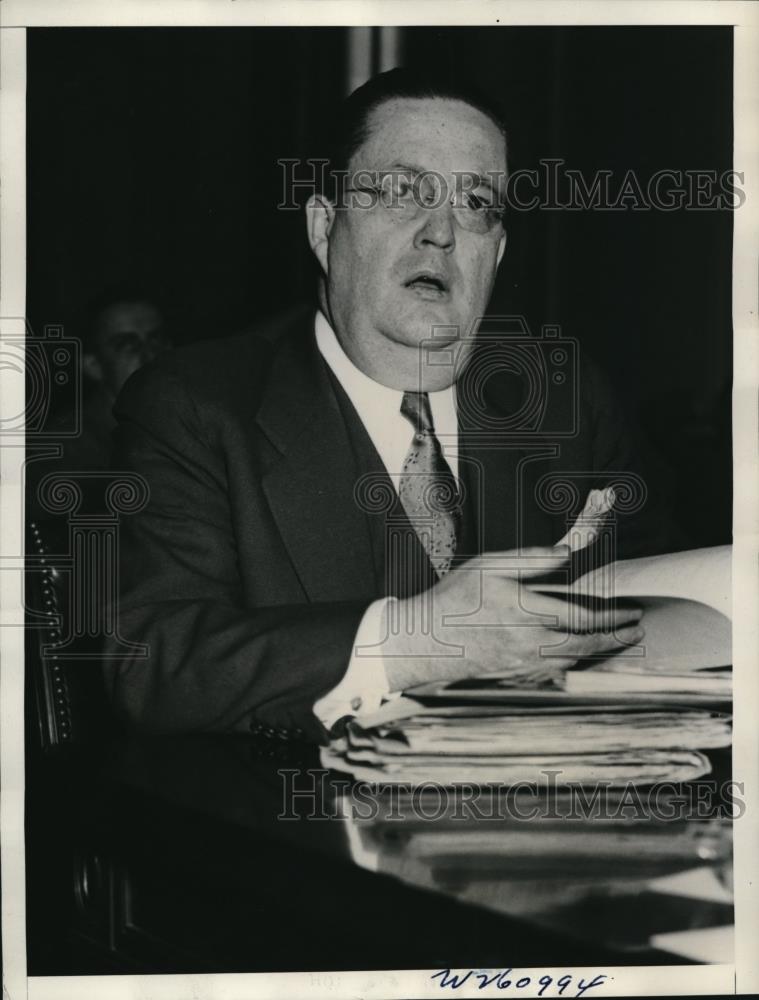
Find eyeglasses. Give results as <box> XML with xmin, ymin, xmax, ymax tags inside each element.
<box><xmin>342</xmin><ymin>171</ymin><xmax>505</xmax><ymax>235</ymax></box>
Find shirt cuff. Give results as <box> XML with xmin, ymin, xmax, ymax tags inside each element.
<box><xmin>313</xmin><ymin>597</ymin><xmax>394</xmax><ymax>731</ymax></box>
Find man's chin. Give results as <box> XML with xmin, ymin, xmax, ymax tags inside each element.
<box><xmin>392</xmin><ymin>302</ymin><xmax>468</xmax><ymax>348</ymax></box>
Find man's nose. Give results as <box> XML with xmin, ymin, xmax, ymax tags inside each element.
<box><xmin>140</xmin><ymin>334</ymin><xmax>170</xmax><ymax>365</ymax></box>
<box><xmin>412</xmin><ymin>201</ymin><xmax>456</xmax><ymax>252</ymax></box>
<box><xmin>139</xmin><ymin>342</ymin><xmax>161</xmax><ymax>366</ymax></box>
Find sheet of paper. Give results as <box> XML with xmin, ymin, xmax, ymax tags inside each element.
<box><xmin>647</xmin><ymin>865</ymin><xmax>734</xmax><ymax>905</ymax></box>
<box><xmin>650</xmin><ymin>924</ymin><xmax>734</xmax><ymax>964</ymax></box>
<box><xmin>535</xmin><ymin>548</ymin><xmax>732</xmax><ymax>676</ymax></box>
<box><xmin>594</xmin><ymin>596</ymin><xmax>730</xmax><ymax>671</ymax></box>
<box><xmin>542</xmin><ymin>545</ymin><xmax>732</xmax><ymax>617</ymax></box>
<box><xmin>407</xmin><ymin>681</ymin><xmax>731</xmax><ymax>709</ymax></box>
<box><xmin>565</xmin><ymin>670</ymin><xmax>730</xmax><ymax>696</ymax></box>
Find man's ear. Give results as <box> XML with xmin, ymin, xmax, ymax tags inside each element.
<box><xmin>82</xmin><ymin>352</ymin><xmax>104</xmax><ymax>383</ymax></box>
<box><xmin>496</xmin><ymin>228</ymin><xmax>507</xmax><ymax>268</ymax></box>
<box><xmin>305</xmin><ymin>193</ymin><xmax>335</xmax><ymax>275</ymax></box>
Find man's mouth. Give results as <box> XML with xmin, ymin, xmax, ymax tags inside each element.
<box><xmin>404</xmin><ymin>271</ymin><xmax>450</xmax><ymax>299</ymax></box>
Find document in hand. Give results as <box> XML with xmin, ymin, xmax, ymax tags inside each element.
<box><xmin>437</xmin><ymin>546</ymin><xmax>731</xmax><ymax>702</ymax></box>
<box><xmin>536</xmin><ymin>545</ymin><xmax>731</xmax><ymax>698</ymax></box>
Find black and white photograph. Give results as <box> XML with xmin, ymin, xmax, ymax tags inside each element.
<box><xmin>1</xmin><ymin>2</ymin><xmax>758</xmax><ymax>998</ymax></box>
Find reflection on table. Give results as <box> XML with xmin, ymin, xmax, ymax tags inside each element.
<box><xmin>26</xmin><ymin>733</ymin><xmax>733</xmax><ymax>972</ymax></box>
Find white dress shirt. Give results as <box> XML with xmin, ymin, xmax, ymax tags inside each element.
<box><xmin>312</xmin><ymin>310</ymin><xmax>459</xmax><ymax>729</ymax></box>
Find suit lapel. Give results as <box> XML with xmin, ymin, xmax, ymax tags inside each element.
<box><xmin>256</xmin><ymin>318</ymin><xmax>563</xmax><ymax>602</ymax></box>
<box><xmin>256</xmin><ymin>315</ymin><xmax>378</xmax><ymax>603</ymax></box>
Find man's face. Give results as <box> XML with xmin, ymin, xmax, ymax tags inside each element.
<box><xmin>86</xmin><ymin>300</ymin><xmax>170</xmax><ymax>398</ymax></box>
<box><xmin>313</xmin><ymin>96</ymin><xmax>507</xmax><ymax>389</ymax></box>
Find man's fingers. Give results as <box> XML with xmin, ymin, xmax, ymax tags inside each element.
<box><xmin>551</xmin><ymin>622</ymin><xmax>645</xmax><ymax>658</ymax></box>
<box><xmin>470</xmin><ymin>546</ymin><xmax>571</xmax><ymax>579</ymax></box>
<box><xmin>550</xmin><ymin>603</ymin><xmax>643</xmax><ymax>633</ymax></box>
<box><xmin>555</xmin><ymin>487</ymin><xmax>615</xmax><ymax>551</ymax></box>
<box><xmin>481</xmin><ymin>656</ymin><xmax>577</xmax><ymax>684</ymax></box>
<box><xmin>523</xmin><ymin>590</ymin><xmax>642</xmax><ymax>632</ymax></box>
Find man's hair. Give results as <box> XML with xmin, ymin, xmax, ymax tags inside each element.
<box><xmin>327</xmin><ymin>66</ymin><xmax>508</xmax><ymax>177</ymax></box>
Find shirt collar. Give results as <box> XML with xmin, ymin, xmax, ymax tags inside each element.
<box><xmin>314</xmin><ymin>310</ymin><xmax>459</xmax><ymax>482</ymax></box>
<box><xmin>314</xmin><ymin>309</ymin><xmax>404</xmax><ymax>420</ymax></box>
<box><xmin>314</xmin><ymin>309</ymin><xmax>456</xmax><ymax>413</ymax></box>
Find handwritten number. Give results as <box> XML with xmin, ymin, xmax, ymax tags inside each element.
<box><xmin>476</xmin><ymin>972</ymin><xmax>501</xmax><ymax>990</ymax></box>
<box><xmin>431</xmin><ymin>968</ymin><xmax>607</xmax><ymax>994</ymax></box>
<box><xmin>576</xmin><ymin>974</ymin><xmax>607</xmax><ymax>997</ymax></box>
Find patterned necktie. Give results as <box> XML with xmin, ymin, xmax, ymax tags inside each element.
<box><xmin>398</xmin><ymin>391</ymin><xmax>461</xmax><ymax>577</ymax></box>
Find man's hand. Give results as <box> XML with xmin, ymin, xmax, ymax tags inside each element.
<box><xmin>381</xmin><ymin>546</ymin><xmax>644</xmax><ymax>693</ymax></box>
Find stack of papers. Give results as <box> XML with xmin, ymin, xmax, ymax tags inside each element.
<box><xmin>347</xmin><ymin>709</ymin><xmax>731</xmax><ymax>756</ymax></box>
<box><xmin>323</xmin><ymin>702</ymin><xmax>731</xmax><ymax>786</ymax></box>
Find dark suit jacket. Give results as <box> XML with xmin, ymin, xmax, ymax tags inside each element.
<box><xmin>106</xmin><ymin>304</ymin><xmax>676</xmax><ymax>742</ymax></box>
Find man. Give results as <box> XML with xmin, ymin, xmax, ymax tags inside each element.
<box><xmin>79</xmin><ymin>287</ymin><xmax>171</xmax><ymax>461</ymax></box>
<box><xmin>27</xmin><ymin>287</ymin><xmax>171</xmax><ymax>525</ymax></box>
<box><xmin>106</xmin><ymin>68</ymin><xmax>671</xmax><ymax>742</ymax></box>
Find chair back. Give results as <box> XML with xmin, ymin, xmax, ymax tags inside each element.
<box><xmin>26</xmin><ymin>520</ymin><xmax>114</xmax><ymax>753</ymax></box>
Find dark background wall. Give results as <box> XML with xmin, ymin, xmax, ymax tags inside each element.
<box><xmin>27</xmin><ymin>26</ymin><xmax>733</xmax><ymax>546</ymax></box>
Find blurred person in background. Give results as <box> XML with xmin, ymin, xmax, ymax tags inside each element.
<box><xmin>27</xmin><ymin>285</ymin><xmax>172</xmax><ymax>527</ymax></box>
<box><xmin>74</xmin><ymin>286</ymin><xmax>172</xmax><ymax>471</ymax></box>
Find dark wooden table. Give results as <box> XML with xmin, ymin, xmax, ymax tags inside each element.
<box><xmin>25</xmin><ymin>734</ymin><xmax>734</xmax><ymax>975</ymax></box>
